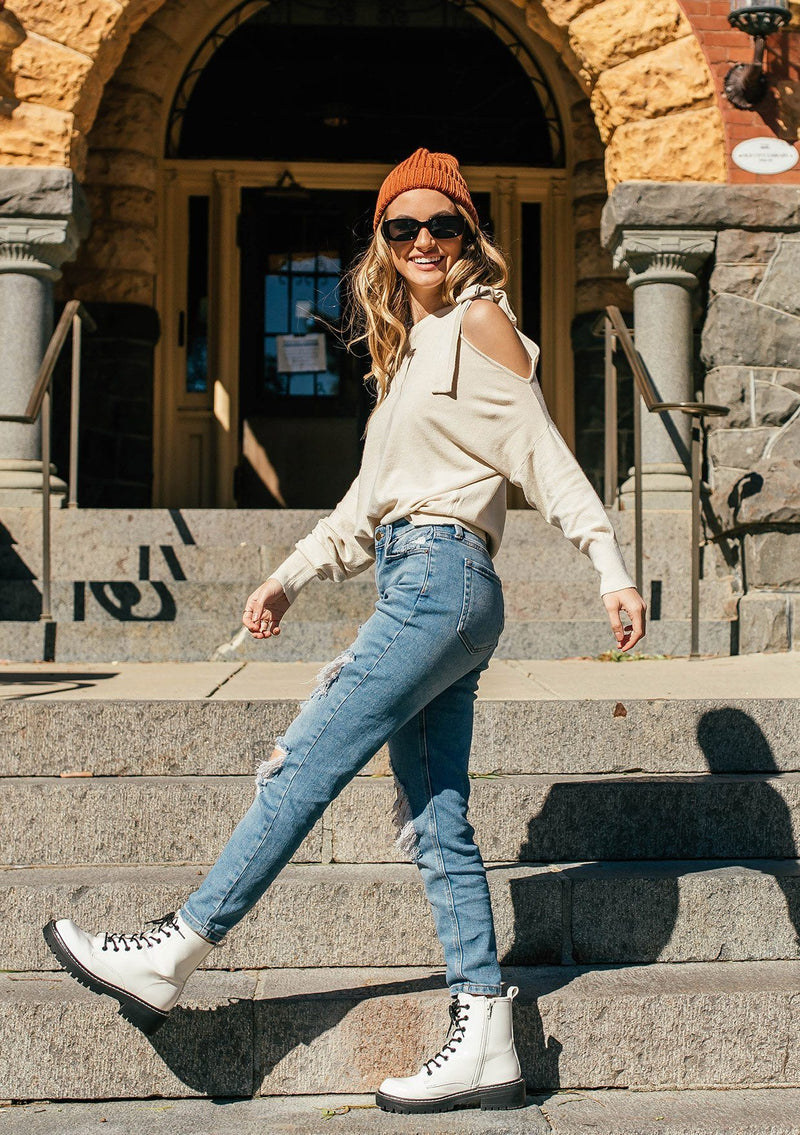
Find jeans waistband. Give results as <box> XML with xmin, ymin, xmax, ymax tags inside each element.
<box><xmin>374</xmin><ymin>517</ymin><xmax>486</xmax><ymax>548</ymax></box>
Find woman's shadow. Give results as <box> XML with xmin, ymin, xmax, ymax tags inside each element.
<box><xmin>504</xmin><ymin>706</ymin><xmax>800</xmax><ymax>1092</ymax></box>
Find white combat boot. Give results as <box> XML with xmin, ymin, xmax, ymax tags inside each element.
<box><xmin>43</xmin><ymin>911</ymin><xmax>214</xmax><ymax>1035</ymax></box>
<box><xmin>376</xmin><ymin>986</ymin><xmax>525</xmax><ymax>1113</ymax></box>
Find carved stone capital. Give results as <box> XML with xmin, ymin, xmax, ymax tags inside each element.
<box><xmin>0</xmin><ymin>216</ymin><xmax>83</xmax><ymax>280</ymax></box>
<box><xmin>612</xmin><ymin>229</ymin><xmax>717</xmax><ymax>291</ymax></box>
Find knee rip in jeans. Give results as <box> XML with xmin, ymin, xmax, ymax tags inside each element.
<box><xmin>392</xmin><ymin>774</ymin><xmax>420</xmax><ymax>862</ymax></box>
<box><xmin>304</xmin><ymin>649</ymin><xmax>355</xmax><ymax>704</ymax></box>
<box><xmin>255</xmin><ymin>737</ymin><xmax>288</xmax><ymax>787</ymax></box>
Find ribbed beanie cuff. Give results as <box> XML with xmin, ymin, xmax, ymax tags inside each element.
<box><xmin>373</xmin><ymin>148</ymin><xmax>479</xmax><ymax>231</ymax></box>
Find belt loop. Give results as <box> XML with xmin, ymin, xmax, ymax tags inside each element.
<box><xmin>454</xmin><ymin>523</ymin><xmax>464</xmax><ymax>540</ymax></box>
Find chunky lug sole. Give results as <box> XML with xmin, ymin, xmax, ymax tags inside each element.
<box><xmin>376</xmin><ymin>1077</ymin><xmax>526</xmax><ymax>1114</ymax></box>
<box><xmin>42</xmin><ymin>920</ymin><xmax>169</xmax><ymax>1036</ymax></box>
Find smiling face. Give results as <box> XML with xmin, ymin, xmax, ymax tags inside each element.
<box><xmin>382</xmin><ymin>189</ymin><xmax>465</xmax><ymax>315</ymax></box>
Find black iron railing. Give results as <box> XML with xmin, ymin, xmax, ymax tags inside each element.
<box><xmin>595</xmin><ymin>305</ymin><xmax>729</xmax><ymax>658</ymax></box>
<box><xmin>0</xmin><ymin>300</ymin><xmax>96</xmax><ymax>620</ymax></box>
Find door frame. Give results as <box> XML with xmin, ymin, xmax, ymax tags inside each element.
<box><xmin>154</xmin><ymin>159</ymin><xmax>573</xmax><ymax>507</ymax></box>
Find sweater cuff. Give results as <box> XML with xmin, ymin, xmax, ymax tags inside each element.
<box><xmin>268</xmin><ymin>549</ymin><xmax>321</xmax><ymax>604</ymax></box>
<box><xmin>589</xmin><ymin>539</ymin><xmax>637</xmax><ymax>597</ymax></box>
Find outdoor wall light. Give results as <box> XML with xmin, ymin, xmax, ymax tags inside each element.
<box><xmin>725</xmin><ymin>0</ymin><xmax>792</xmax><ymax>110</ymax></box>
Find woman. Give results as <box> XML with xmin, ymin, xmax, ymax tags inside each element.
<box><xmin>43</xmin><ymin>149</ymin><xmax>646</xmax><ymax>1115</ymax></box>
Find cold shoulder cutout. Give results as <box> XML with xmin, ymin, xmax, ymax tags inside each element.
<box><xmin>462</xmin><ymin>299</ymin><xmax>531</xmax><ymax>380</ymax></box>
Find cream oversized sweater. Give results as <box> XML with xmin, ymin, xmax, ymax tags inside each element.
<box><xmin>270</xmin><ymin>284</ymin><xmax>635</xmax><ymax>601</ymax></box>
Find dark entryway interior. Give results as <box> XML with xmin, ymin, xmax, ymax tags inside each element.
<box><xmin>173</xmin><ymin>0</ymin><xmax>560</xmax><ymax>168</ymax></box>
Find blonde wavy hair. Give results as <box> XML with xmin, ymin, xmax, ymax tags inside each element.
<box><xmin>344</xmin><ymin>204</ymin><xmax>509</xmax><ymax>405</ymax></box>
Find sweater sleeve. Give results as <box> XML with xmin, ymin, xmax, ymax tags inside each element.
<box><xmin>509</xmin><ymin>423</ymin><xmax>635</xmax><ymax>596</ymax></box>
<box><xmin>268</xmin><ymin>474</ymin><xmax>375</xmax><ymax>603</ymax></box>
<box><xmin>461</xmin><ymin>346</ymin><xmax>636</xmax><ymax>597</ymax></box>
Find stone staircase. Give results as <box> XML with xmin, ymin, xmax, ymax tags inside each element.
<box><xmin>1</xmin><ymin>651</ymin><xmax>800</xmax><ymax>1117</ymax></box>
<box><xmin>6</xmin><ymin>506</ymin><xmax>800</xmax><ymax>1129</ymax></box>
<box><xmin>0</xmin><ymin>507</ymin><xmax>740</xmax><ymax>661</ymax></box>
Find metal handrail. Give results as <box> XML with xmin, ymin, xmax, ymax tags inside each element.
<box><xmin>593</xmin><ymin>305</ymin><xmax>728</xmax><ymax>658</ymax></box>
<box><xmin>0</xmin><ymin>300</ymin><xmax>96</xmax><ymax>622</ymax></box>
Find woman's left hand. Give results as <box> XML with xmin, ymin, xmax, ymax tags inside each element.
<box><xmin>602</xmin><ymin>587</ymin><xmax>647</xmax><ymax>652</ymax></box>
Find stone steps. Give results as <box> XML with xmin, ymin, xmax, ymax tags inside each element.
<box><xmin>0</xmin><ymin>575</ymin><xmax>735</xmax><ymax>622</ymax></box>
<box><xmin>4</xmin><ymin>961</ymin><xmax>800</xmax><ymax>1098</ymax></box>
<box><xmin>5</xmin><ymin>773</ymin><xmax>800</xmax><ymax>866</ymax></box>
<box><xmin>0</xmin><ymin>615</ymin><xmax>735</xmax><ymax>662</ymax></box>
<box><xmin>5</xmin><ymin>860</ymin><xmax>800</xmax><ymax>973</ymax></box>
<box><xmin>6</xmin><ymin>1091</ymin><xmax>800</xmax><ymax>1135</ymax></box>
<box><xmin>0</xmin><ymin>506</ymin><xmax>740</xmax><ymax>661</ymax></box>
<box><xmin>4</xmin><ymin>692</ymin><xmax>797</xmax><ymax>776</ymax></box>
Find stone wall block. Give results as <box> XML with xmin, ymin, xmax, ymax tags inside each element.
<box><xmin>524</xmin><ymin>3</ymin><xmax>568</xmax><ymax>51</ymax></box>
<box><xmin>710</xmin><ymin>460</ymin><xmax>800</xmax><ymax>530</ymax></box>
<box><xmin>716</xmin><ymin>230</ymin><xmax>779</xmax><ymax>264</ymax></box>
<box><xmin>707</xmin><ymin>428</ymin><xmax>777</xmax><ymax>469</ymax></box>
<box><xmin>570</xmin><ymin>98</ymin><xmax>606</xmax><ymax>161</ymax></box>
<box><xmin>575</xmin><ymin>228</ymin><xmax>618</xmax><ymax>280</ymax></box>
<box><xmin>775</xmin><ymin>369</ymin><xmax>800</xmax><ymax>395</ymax></box>
<box><xmin>739</xmin><ymin>592</ymin><xmax>790</xmax><ymax>654</ymax></box>
<box><xmin>605</xmin><ymin>108</ymin><xmax>727</xmax><ymax>188</ymax></box>
<box><xmin>80</xmin><ymin>222</ymin><xmax>156</xmax><ymax>275</ymax></box>
<box><xmin>86</xmin><ymin>88</ymin><xmax>161</xmax><ymax>154</ymax></box>
<box><xmin>767</xmin><ymin>414</ymin><xmax>800</xmax><ymax>460</ymax></box>
<box><xmin>85</xmin><ymin>149</ymin><xmax>156</xmax><ymax>193</ymax></box>
<box><xmin>568</xmin><ymin>0</ymin><xmax>692</xmax><ymax>78</ymax></box>
<box><xmin>575</xmin><ymin>278</ymin><xmax>632</xmax><ymax>313</ymax></box>
<box><xmin>590</xmin><ymin>36</ymin><xmax>715</xmax><ymax>143</ymax></box>
<box><xmin>12</xmin><ymin>0</ymin><xmax>122</xmax><ymax>58</ymax></box>
<box><xmin>755</xmin><ymin>238</ymin><xmax>800</xmax><ymax>317</ymax></box>
<box><xmin>147</xmin><ymin>0</ymin><xmax>221</xmax><ymax>48</ymax></box>
<box><xmin>103</xmin><ymin>186</ymin><xmax>157</xmax><ymax>229</ymax></box>
<box><xmin>573</xmin><ymin>158</ymin><xmax>607</xmax><ymax>199</ymax></box>
<box><xmin>112</xmin><ymin>25</ymin><xmax>180</xmax><ymax>98</ymax></box>
<box><xmin>744</xmin><ymin>532</ymin><xmax>800</xmax><ymax>589</ymax></box>
<box><xmin>705</xmin><ymin>369</ymin><xmax>800</xmax><ymax>430</ymax></box>
<box><xmin>62</xmin><ymin>269</ymin><xmax>154</xmax><ymax>307</ymax></box>
<box><xmin>0</xmin><ymin>101</ymin><xmax>73</xmax><ymax>166</ymax></box>
<box><xmin>709</xmin><ymin>264</ymin><xmax>766</xmax><ymax>300</ymax></box>
<box><xmin>540</xmin><ymin>0</ymin><xmax>604</xmax><ymax>28</ymax></box>
<box><xmin>573</xmin><ymin>195</ymin><xmax>605</xmax><ymax>233</ymax></box>
<box><xmin>10</xmin><ymin>33</ymin><xmax>94</xmax><ymax>115</ymax></box>
<box><xmin>702</xmin><ymin>294</ymin><xmax>800</xmax><ymax>371</ymax></box>
<box><xmin>602</xmin><ymin>187</ymin><xmax>800</xmax><ymax>250</ymax></box>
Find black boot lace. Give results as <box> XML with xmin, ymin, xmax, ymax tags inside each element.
<box><xmin>101</xmin><ymin>912</ymin><xmax>185</xmax><ymax>953</ymax></box>
<box><xmin>424</xmin><ymin>997</ymin><xmax>469</xmax><ymax>1075</ymax></box>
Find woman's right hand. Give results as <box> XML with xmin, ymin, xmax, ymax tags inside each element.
<box><xmin>242</xmin><ymin>577</ymin><xmax>291</xmax><ymax>639</ymax></box>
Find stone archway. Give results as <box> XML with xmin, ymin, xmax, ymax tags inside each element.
<box><xmin>0</xmin><ymin>0</ymin><xmax>728</xmax><ymax>507</ymax></box>
<box><xmin>1</xmin><ymin>0</ymin><xmax>726</xmax><ymax>186</ymax></box>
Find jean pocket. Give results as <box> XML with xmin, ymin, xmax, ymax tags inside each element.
<box><xmin>386</xmin><ymin>525</ymin><xmax>433</xmax><ymax>560</ymax></box>
<box><xmin>457</xmin><ymin>559</ymin><xmax>504</xmax><ymax>653</ymax></box>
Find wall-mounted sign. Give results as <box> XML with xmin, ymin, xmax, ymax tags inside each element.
<box><xmin>732</xmin><ymin>138</ymin><xmax>799</xmax><ymax>175</ymax></box>
<box><xmin>276</xmin><ymin>333</ymin><xmax>327</xmax><ymax>374</ymax></box>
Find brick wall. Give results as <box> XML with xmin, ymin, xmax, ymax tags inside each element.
<box><xmin>679</xmin><ymin>0</ymin><xmax>800</xmax><ymax>183</ymax></box>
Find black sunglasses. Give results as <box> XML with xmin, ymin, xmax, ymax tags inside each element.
<box><xmin>381</xmin><ymin>213</ymin><xmax>468</xmax><ymax>243</ymax></box>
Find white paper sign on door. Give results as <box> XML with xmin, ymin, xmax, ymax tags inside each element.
<box><xmin>276</xmin><ymin>333</ymin><xmax>327</xmax><ymax>373</ymax></box>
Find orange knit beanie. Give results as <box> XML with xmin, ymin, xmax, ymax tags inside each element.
<box><xmin>373</xmin><ymin>148</ymin><xmax>479</xmax><ymax>231</ymax></box>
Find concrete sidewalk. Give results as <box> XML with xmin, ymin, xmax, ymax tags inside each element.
<box><xmin>4</xmin><ymin>1091</ymin><xmax>800</xmax><ymax>1134</ymax></box>
<box><xmin>0</xmin><ymin>652</ymin><xmax>797</xmax><ymax>701</ymax></box>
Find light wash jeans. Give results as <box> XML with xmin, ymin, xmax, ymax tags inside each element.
<box><xmin>180</xmin><ymin>518</ymin><xmax>505</xmax><ymax>995</ymax></box>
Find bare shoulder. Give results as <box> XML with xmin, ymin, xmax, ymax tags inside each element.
<box><xmin>462</xmin><ymin>299</ymin><xmax>531</xmax><ymax>379</ymax></box>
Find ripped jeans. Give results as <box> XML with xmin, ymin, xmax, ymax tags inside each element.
<box><xmin>180</xmin><ymin>518</ymin><xmax>505</xmax><ymax>995</ymax></box>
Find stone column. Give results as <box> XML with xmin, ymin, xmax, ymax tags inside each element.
<box><xmin>610</xmin><ymin>230</ymin><xmax>715</xmax><ymax>509</ymax></box>
<box><xmin>0</xmin><ymin>168</ymin><xmax>90</xmax><ymax>505</ymax></box>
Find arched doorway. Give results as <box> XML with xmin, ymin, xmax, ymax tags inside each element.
<box><xmin>156</xmin><ymin>0</ymin><xmax>572</xmax><ymax>507</ymax></box>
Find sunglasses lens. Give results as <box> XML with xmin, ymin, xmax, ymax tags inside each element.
<box><xmin>429</xmin><ymin>216</ymin><xmax>466</xmax><ymax>239</ymax></box>
<box><xmin>384</xmin><ymin>219</ymin><xmax>418</xmax><ymax>242</ymax></box>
